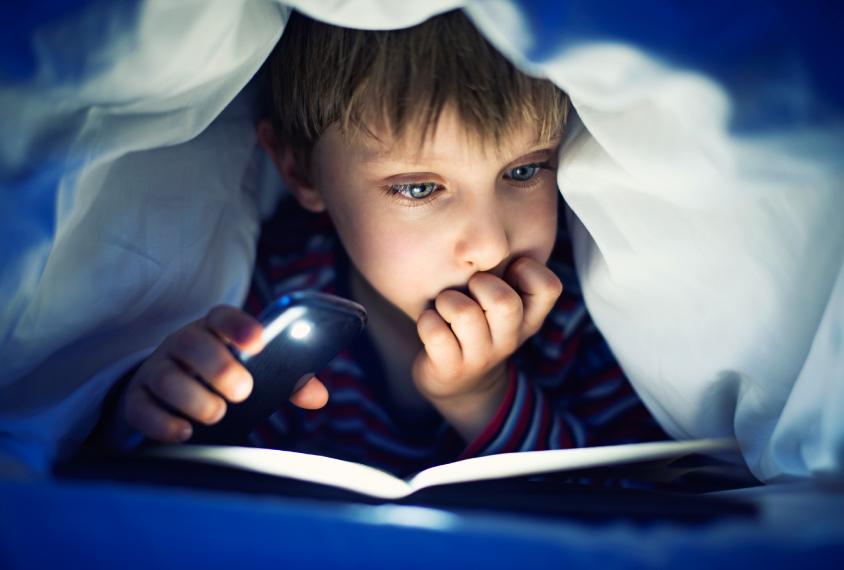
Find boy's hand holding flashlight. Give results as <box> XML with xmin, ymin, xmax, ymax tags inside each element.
<box><xmin>123</xmin><ymin>306</ymin><xmax>327</xmax><ymax>443</ymax></box>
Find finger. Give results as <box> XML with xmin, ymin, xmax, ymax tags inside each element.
<box><xmin>144</xmin><ymin>358</ymin><xmax>228</xmax><ymax>425</ymax></box>
<box><xmin>467</xmin><ymin>272</ymin><xmax>523</xmax><ymax>353</ymax></box>
<box><xmin>504</xmin><ymin>258</ymin><xmax>563</xmax><ymax>339</ymax></box>
<box><xmin>125</xmin><ymin>384</ymin><xmax>193</xmax><ymax>442</ymax></box>
<box><xmin>164</xmin><ymin>324</ymin><xmax>253</xmax><ymax>403</ymax></box>
<box><xmin>203</xmin><ymin>305</ymin><xmax>265</xmax><ymax>355</ymax></box>
<box><xmin>288</xmin><ymin>376</ymin><xmax>329</xmax><ymax>409</ymax></box>
<box><xmin>416</xmin><ymin>308</ymin><xmax>462</xmax><ymax>373</ymax></box>
<box><xmin>434</xmin><ymin>290</ymin><xmax>492</xmax><ymax>365</ymax></box>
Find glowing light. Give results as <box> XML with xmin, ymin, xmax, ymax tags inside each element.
<box><xmin>290</xmin><ymin>321</ymin><xmax>312</xmax><ymax>339</ymax></box>
<box><xmin>347</xmin><ymin>505</ymin><xmax>458</xmax><ymax>530</ymax></box>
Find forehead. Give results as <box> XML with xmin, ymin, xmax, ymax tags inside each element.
<box><xmin>319</xmin><ymin>105</ymin><xmax>557</xmax><ymax>169</ymax></box>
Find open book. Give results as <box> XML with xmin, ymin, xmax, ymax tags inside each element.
<box><xmin>144</xmin><ymin>438</ymin><xmax>739</xmax><ymax>501</ymax></box>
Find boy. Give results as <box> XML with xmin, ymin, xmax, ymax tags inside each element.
<box><xmin>116</xmin><ymin>11</ymin><xmax>664</xmax><ymax>475</ymax></box>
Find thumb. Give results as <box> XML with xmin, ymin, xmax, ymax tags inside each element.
<box><xmin>288</xmin><ymin>375</ymin><xmax>328</xmax><ymax>409</ymax></box>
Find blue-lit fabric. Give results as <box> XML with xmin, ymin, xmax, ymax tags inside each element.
<box><xmin>0</xmin><ymin>0</ymin><xmax>289</xmax><ymax>472</ymax></box>
<box><xmin>493</xmin><ymin>0</ymin><xmax>843</xmax><ymax>126</ymax></box>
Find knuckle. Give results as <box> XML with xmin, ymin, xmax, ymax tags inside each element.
<box><xmin>542</xmin><ymin>272</ymin><xmax>563</xmax><ymax>296</ymax></box>
<box><xmin>511</xmin><ymin>257</ymin><xmax>533</xmax><ymax>274</ymax></box>
<box><xmin>452</xmin><ymin>300</ymin><xmax>479</xmax><ymax>324</ymax></box>
<box><xmin>435</xmin><ymin>290</ymin><xmax>458</xmax><ymax>308</ymax></box>
<box><xmin>150</xmin><ymin>365</ymin><xmax>182</xmax><ymax>395</ymax></box>
<box><xmin>205</xmin><ymin>353</ymin><xmax>235</xmax><ymax>384</ymax></box>
<box><xmin>210</xmin><ymin>305</ymin><xmax>262</xmax><ymax>346</ymax></box>
<box><xmin>492</xmin><ymin>289</ymin><xmax>521</xmax><ymax>318</ymax></box>
<box><xmin>428</xmin><ymin>328</ymin><xmax>453</xmax><ymax>349</ymax></box>
<box><xmin>513</xmin><ymin>257</ymin><xmax>533</xmax><ymax>270</ymax></box>
<box><xmin>211</xmin><ymin>345</ymin><xmax>245</xmax><ymax>387</ymax></box>
<box><xmin>206</xmin><ymin>305</ymin><xmax>230</xmax><ymax>322</ymax></box>
<box><xmin>125</xmin><ymin>398</ymin><xmax>171</xmax><ymax>440</ymax></box>
<box><xmin>526</xmin><ymin>262</ymin><xmax>559</xmax><ymax>289</ymax></box>
<box><xmin>468</xmin><ymin>350</ymin><xmax>490</xmax><ymax>369</ymax></box>
<box><xmin>159</xmin><ymin>419</ymin><xmax>185</xmax><ymax>441</ymax></box>
<box><xmin>171</xmin><ymin>327</ymin><xmax>204</xmax><ymax>358</ymax></box>
<box><xmin>207</xmin><ymin>305</ymin><xmax>239</xmax><ymax>333</ymax></box>
<box><xmin>468</xmin><ymin>272</ymin><xmax>493</xmax><ymax>288</ymax></box>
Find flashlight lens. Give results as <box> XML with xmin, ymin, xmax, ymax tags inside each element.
<box><xmin>290</xmin><ymin>321</ymin><xmax>311</xmax><ymax>339</ymax></box>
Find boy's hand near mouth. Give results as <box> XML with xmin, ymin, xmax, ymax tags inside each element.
<box><xmin>413</xmin><ymin>257</ymin><xmax>563</xmax><ymax>442</ymax></box>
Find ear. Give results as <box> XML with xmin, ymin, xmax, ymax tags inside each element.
<box><xmin>257</xmin><ymin>119</ymin><xmax>326</xmax><ymax>213</ymax></box>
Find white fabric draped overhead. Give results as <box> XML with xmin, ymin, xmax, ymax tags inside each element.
<box><xmin>1</xmin><ymin>0</ymin><xmax>841</xmax><ymax>482</ymax></box>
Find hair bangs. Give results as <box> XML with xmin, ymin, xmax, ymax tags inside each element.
<box><xmin>267</xmin><ymin>10</ymin><xmax>569</xmax><ymax>168</ymax></box>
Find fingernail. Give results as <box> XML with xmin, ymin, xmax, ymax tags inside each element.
<box><xmin>291</xmin><ymin>373</ymin><xmax>314</xmax><ymax>394</ymax></box>
<box><xmin>178</xmin><ymin>425</ymin><xmax>192</xmax><ymax>442</ymax></box>
<box><xmin>232</xmin><ymin>380</ymin><xmax>251</xmax><ymax>401</ymax></box>
<box><xmin>211</xmin><ymin>401</ymin><xmax>227</xmax><ymax>423</ymax></box>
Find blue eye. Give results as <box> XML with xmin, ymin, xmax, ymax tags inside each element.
<box><xmin>506</xmin><ymin>164</ymin><xmax>540</xmax><ymax>182</ymax></box>
<box><xmin>393</xmin><ymin>182</ymin><xmax>437</xmax><ymax>199</ymax></box>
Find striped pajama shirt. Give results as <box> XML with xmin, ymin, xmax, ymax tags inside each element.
<box><xmin>243</xmin><ymin>200</ymin><xmax>666</xmax><ymax>477</ymax></box>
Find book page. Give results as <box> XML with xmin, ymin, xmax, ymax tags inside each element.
<box><xmin>146</xmin><ymin>445</ymin><xmax>414</xmax><ymax>500</ymax></box>
<box><xmin>407</xmin><ymin>438</ymin><xmax>739</xmax><ymax>492</ymax></box>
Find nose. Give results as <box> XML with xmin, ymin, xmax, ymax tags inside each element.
<box><xmin>454</xmin><ymin>199</ymin><xmax>510</xmax><ymax>273</ymax></box>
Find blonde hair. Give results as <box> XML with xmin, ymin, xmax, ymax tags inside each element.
<box><xmin>266</xmin><ymin>10</ymin><xmax>569</xmax><ymax>168</ymax></box>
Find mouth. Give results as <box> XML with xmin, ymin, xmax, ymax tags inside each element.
<box><xmin>425</xmin><ymin>284</ymin><xmax>471</xmax><ymax>312</ymax></box>
<box><xmin>451</xmin><ymin>284</ymin><xmax>471</xmax><ymax>296</ymax></box>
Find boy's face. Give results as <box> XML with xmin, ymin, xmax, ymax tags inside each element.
<box><xmin>303</xmin><ymin>106</ymin><xmax>560</xmax><ymax>321</ymax></box>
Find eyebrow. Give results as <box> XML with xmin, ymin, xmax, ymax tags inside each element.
<box><xmin>362</xmin><ymin>138</ymin><xmax>560</xmax><ymax>167</ymax></box>
<box><xmin>507</xmin><ymin>147</ymin><xmax>556</xmax><ymax>164</ymax></box>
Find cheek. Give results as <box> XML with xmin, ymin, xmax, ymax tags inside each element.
<box><xmin>511</xmin><ymin>186</ymin><xmax>559</xmax><ymax>264</ymax></box>
<box><xmin>539</xmin><ymin>191</ymin><xmax>560</xmax><ymax>260</ymax></box>
<box><xmin>359</xmin><ymin>228</ymin><xmax>429</xmax><ymax>281</ymax></box>
<box><xmin>335</xmin><ymin>210</ymin><xmax>439</xmax><ymax>313</ymax></box>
